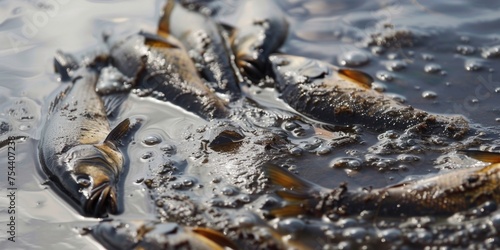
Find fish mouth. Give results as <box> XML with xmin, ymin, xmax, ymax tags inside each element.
<box><xmin>84</xmin><ymin>182</ymin><xmax>118</xmax><ymax>217</ymax></box>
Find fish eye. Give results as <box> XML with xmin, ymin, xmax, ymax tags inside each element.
<box><xmin>76</xmin><ymin>175</ymin><xmax>92</xmax><ymax>188</ymax></box>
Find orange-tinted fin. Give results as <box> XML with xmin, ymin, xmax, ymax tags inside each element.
<box><xmin>338</xmin><ymin>68</ymin><xmax>373</xmax><ymax>89</ymax></box>
<box><xmin>142</xmin><ymin>32</ymin><xmax>180</xmax><ymax>49</ymax></box>
<box><xmin>458</xmin><ymin>150</ymin><xmax>500</xmax><ymax>163</ymax></box>
<box><xmin>266</xmin><ymin>164</ymin><xmax>314</xmax><ymax>191</ymax></box>
<box><xmin>269</xmin><ymin>204</ymin><xmax>307</xmax><ymax>218</ymax></box>
<box><xmin>275</xmin><ymin>190</ymin><xmax>311</xmax><ymax>202</ymax></box>
<box><xmin>157</xmin><ymin>0</ymin><xmax>175</xmax><ymax>37</ymax></box>
<box><xmin>192</xmin><ymin>228</ymin><xmax>238</xmax><ymax>250</ymax></box>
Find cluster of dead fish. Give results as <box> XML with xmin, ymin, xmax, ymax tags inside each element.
<box><xmin>36</xmin><ymin>0</ymin><xmax>500</xmax><ymax>248</ymax></box>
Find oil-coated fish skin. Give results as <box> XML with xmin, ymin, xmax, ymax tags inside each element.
<box><xmin>158</xmin><ymin>0</ymin><xmax>241</xmax><ymax>99</ymax></box>
<box><xmin>39</xmin><ymin>67</ymin><xmax>130</xmax><ymax>217</ymax></box>
<box><xmin>270</xmin><ymin>54</ymin><xmax>469</xmax><ymax>138</ymax></box>
<box><xmin>109</xmin><ymin>33</ymin><xmax>229</xmax><ymax>120</ymax></box>
<box><xmin>267</xmin><ymin>151</ymin><xmax>500</xmax><ymax>217</ymax></box>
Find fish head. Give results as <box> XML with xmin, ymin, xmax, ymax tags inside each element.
<box><xmin>234</xmin><ymin>35</ymin><xmax>269</xmax><ymax>80</ymax></box>
<box><xmin>62</xmin><ymin>144</ymin><xmax>123</xmax><ymax>217</ymax></box>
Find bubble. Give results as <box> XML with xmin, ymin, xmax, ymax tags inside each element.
<box><xmin>421</xmin><ymin>53</ymin><xmax>434</xmax><ymax>61</ymax></box>
<box><xmin>182</xmin><ymin>177</ymin><xmax>196</xmax><ymax>187</ymax></box>
<box><xmin>491</xmin><ymin>213</ymin><xmax>500</xmax><ymax>231</ymax></box>
<box><xmin>211</xmin><ymin>177</ymin><xmax>222</xmax><ymax>184</ymax></box>
<box><xmin>19</xmin><ymin>124</ymin><xmax>31</xmax><ymax>131</ymax></box>
<box><xmin>277</xmin><ymin>218</ymin><xmax>305</xmax><ymax>234</ymax></box>
<box><xmin>456</xmin><ymin>45</ymin><xmax>475</xmax><ymax>55</ymax></box>
<box><xmin>342</xmin><ymin>227</ymin><xmax>367</xmax><ymax>243</ymax></box>
<box><xmin>337</xmin><ymin>241</ymin><xmax>352</xmax><ymax>250</ymax></box>
<box><xmin>289</xmin><ymin>147</ymin><xmax>303</xmax><ymax>156</ymax></box>
<box><xmin>378</xmin><ymin>228</ymin><xmax>402</xmax><ymax>243</ymax></box>
<box><xmin>482</xmin><ymin>45</ymin><xmax>500</xmax><ymax>58</ymax></box>
<box><xmin>142</xmin><ymin>134</ymin><xmax>162</xmax><ymax>146</ymax></box>
<box><xmin>317</xmin><ymin>146</ymin><xmax>331</xmax><ymax>155</ymax></box>
<box><xmin>337</xmin><ymin>218</ymin><xmax>358</xmax><ymax>228</ymax></box>
<box><xmin>221</xmin><ymin>186</ymin><xmax>238</xmax><ymax>196</ymax></box>
<box><xmin>371</xmin><ymin>46</ymin><xmax>385</xmax><ymax>55</ymax></box>
<box><xmin>397</xmin><ymin>154</ymin><xmax>420</xmax><ymax>162</ymax></box>
<box><xmin>386</xmin><ymin>60</ymin><xmax>407</xmax><ymax>71</ymax></box>
<box><xmin>424</xmin><ymin>63</ymin><xmax>442</xmax><ymax>74</ymax></box>
<box><xmin>140</xmin><ymin>151</ymin><xmax>154</xmax><ymax>161</ymax></box>
<box><xmin>465</xmin><ymin>59</ymin><xmax>483</xmax><ymax>71</ymax></box>
<box><xmin>422</xmin><ymin>90</ymin><xmax>438</xmax><ymax>99</ymax></box>
<box><xmin>339</xmin><ymin>50</ymin><xmax>370</xmax><ymax>67</ymax></box>
<box><xmin>160</xmin><ymin>144</ymin><xmax>176</xmax><ymax>155</ymax></box>
<box><xmin>237</xmin><ymin>194</ymin><xmax>251</xmax><ymax>203</ymax></box>
<box><xmin>235</xmin><ymin>214</ymin><xmax>257</xmax><ymax>227</ymax></box>
<box><xmin>386</xmin><ymin>93</ymin><xmax>406</xmax><ymax>103</ymax></box>
<box><xmin>283</xmin><ymin>121</ymin><xmax>299</xmax><ymax>131</ymax></box>
<box><xmin>330</xmin><ymin>158</ymin><xmax>362</xmax><ymax>170</ymax></box>
<box><xmin>376</xmin><ymin>71</ymin><xmax>395</xmax><ymax>82</ymax></box>
<box><xmin>372</xmin><ymin>81</ymin><xmax>387</xmax><ymax>92</ymax></box>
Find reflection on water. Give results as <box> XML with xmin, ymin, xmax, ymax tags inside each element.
<box><xmin>0</xmin><ymin>0</ymin><xmax>500</xmax><ymax>248</ymax></box>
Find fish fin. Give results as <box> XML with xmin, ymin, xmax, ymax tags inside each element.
<box><xmin>269</xmin><ymin>204</ymin><xmax>307</xmax><ymax>218</ymax></box>
<box><xmin>104</xmin><ymin>118</ymin><xmax>131</xmax><ymax>146</ymax></box>
<box><xmin>266</xmin><ymin>164</ymin><xmax>315</xmax><ymax>191</ymax></box>
<box><xmin>54</xmin><ymin>50</ymin><xmax>79</xmax><ymax>82</ymax></box>
<box><xmin>192</xmin><ymin>228</ymin><xmax>238</xmax><ymax>250</ymax></box>
<box><xmin>140</xmin><ymin>31</ymin><xmax>180</xmax><ymax>49</ymax></box>
<box><xmin>458</xmin><ymin>150</ymin><xmax>500</xmax><ymax>163</ymax></box>
<box><xmin>338</xmin><ymin>68</ymin><xmax>373</xmax><ymax>89</ymax></box>
<box><xmin>275</xmin><ymin>190</ymin><xmax>312</xmax><ymax>202</ymax></box>
<box><xmin>102</xmin><ymin>93</ymin><xmax>128</xmax><ymax>117</ymax></box>
<box><xmin>157</xmin><ymin>0</ymin><xmax>175</xmax><ymax>37</ymax></box>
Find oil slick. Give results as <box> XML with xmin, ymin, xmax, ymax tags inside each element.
<box><xmin>38</xmin><ymin>66</ymin><xmax>131</xmax><ymax>218</ymax></box>
<box><xmin>267</xmin><ymin>150</ymin><xmax>500</xmax><ymax>217</ymax></box>
<box><xmin>270</xmin><ymin>54</ymin><xmax>469</xmax><ymax>138</ymax></box>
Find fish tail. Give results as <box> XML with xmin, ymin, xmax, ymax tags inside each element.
<box><xmin>266</xmin><ymin>164</ymin><xmax>315</xmax><ymax>191</ymax></box>
<box><xmin>266</xmin><ymin>164</ymin><xmax>326</xmax><ymax>217</ymax></box>
<box><xmin>458</xmin><ymin>150</ymin><xmax>500</xmax><ymax>163</ymax></box>
<box><xmin>191</xmin><ymin>227</ymin><xmax>238</xmax><ymax>250</ymax></box>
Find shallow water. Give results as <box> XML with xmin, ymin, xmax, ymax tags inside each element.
<box><xmin>1</xmin><ymin>0</ymin><xmax>500</xmax><ymax>249</ymax></box>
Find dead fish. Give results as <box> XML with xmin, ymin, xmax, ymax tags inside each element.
<box><xmin>228</xmin><ymin>0</ymin><xmax>289</xmax><ymax>81</ymax></box>
<box><xmin>270</xmin><ymin>54</ymin><xmax>469</xmax><ymax>138</ymax></box>
<box><xmin>39</xmin><ymin>67</ymin><xmax>131</xmax><ymax>217</ymax></box>
<box><xmin>158</xmin><ymin>0</ymin><xmax>241</xmax><ymax>99</ymax></box>
<box><xmin>108</xmin><ymin>32</ymin><xmax>229</xmax><ymax>120</ymax></box>
<box><xmin>90</xmin><ymin>219</ymin><xmax>237</xmax><ymax>250</ymax></box>
<box><xmin>266</xmin><ymin>150</ymin><xmax>500</xmax><ymax>217</ymax></box>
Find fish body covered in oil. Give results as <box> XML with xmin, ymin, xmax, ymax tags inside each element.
<box><xmin>229</xmin><ymin>0</ymin><xmax>289</xmax><ymax>81</ymax></box>
<box><xmin>108</xmin><ymin>32</ymin><xmax>229</xmax><ymax>120</ymax></box>
<box><xmin>158</xmin><ymin>0</ymin><xmax>241</xmax><ymax>99</ymax></box>
<box><xmin>267</xmin><ymin>150</ymin><xmax>500</xmax><ymax>217</ymax></box>
<box><xmin>39</xmin><ymin>67</ymin><xmax>131</xmax><ymax>217</ymax></box>
<box><xmin>91</xmin><ymin>219</ymin><xmax>237</xmax><ymax>250</ymax></box>
<box><xmin>267</xmin><ymin>151</ymin><xmax>500</xmax><ymax>217</ymax></box>
<box><xmin>270</xmin><ymin>54</ymin><xmax>468</xmax><ymax>138</ymax></box>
